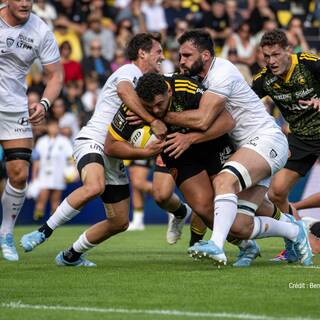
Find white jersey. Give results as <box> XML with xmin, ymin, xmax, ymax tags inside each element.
<box><xmin>77</xmin><ymin>63</ymin><xmax>143</xmax><ymax>145</ymax></box>
<box><xmin>34</xmin><ymin>134</ymin><xmax>73</xmax><ymax>190</ymax></box>
<box><xmin>0</xmin><ymin>11</ymin><xmax>60</xmax><ymax>112</ymax></box>
<box><xmin>202</xmin><ymin>58</ymin><xmax>279</xmax><ymax>146</ymax></box>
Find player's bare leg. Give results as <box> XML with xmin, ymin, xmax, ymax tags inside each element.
<box><xmin>1</xmin><ymin>138</ymin><xmax>32</xmax><ymax>261</ymax></box>
<box><xmin>20</xmin><ymin>162</ymin><xmax>105</xmax><ymax>252</ymax></box>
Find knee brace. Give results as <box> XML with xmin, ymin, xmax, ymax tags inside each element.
<box><xmin>220</xmin><ymin>161</ymin><xmax>252</xmax><ymax>192</ymax></box>
<box><xmin>100</xmin><ymin>184</ymin><xmax>130</xmax><ymax>203</ymax></box>
<box><xmin>4</xmin><ymin>148</ymin><xmax>32</xmax><ymax>163</ymax></box>
<box><xmin>237</xmin><ymin>199</ymin><xmax>258</xmax><ymax>217</ymax></box>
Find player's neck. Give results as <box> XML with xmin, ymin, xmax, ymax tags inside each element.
<box><xmin>133</xmin><ymin>60</ymin><xmax>149</xmax><ymax>74</ymax></box>
<box><xmin>199</xmin><ymin>57</ymin><xmax>215</xmax><ymax>79</ymax></box>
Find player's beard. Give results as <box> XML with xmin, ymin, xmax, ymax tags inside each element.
<box><xmin>181</xmin><ymin>57</ymin><xmax>205</xmax><ymax>77</ymax></box>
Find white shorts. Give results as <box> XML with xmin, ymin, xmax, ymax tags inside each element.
<box><xmin>239</xmin><ymin>128</ymin><xmax>289</xmax><ymax>188</ymax></box>
<box><xmin>73</xmin><ymin>138</ymin><xmax>129</xmax><ymax>185</ymax></box>
<box><xmin>0</xmin><ymin>111</ymin><xmax>33</xmax><ymax>140</ymax></box>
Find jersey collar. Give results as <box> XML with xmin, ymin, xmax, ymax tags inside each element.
<box><xmin>282</xmin><ymin>54</ymin><xmax>298</xmax><ymax>83</ymax></box>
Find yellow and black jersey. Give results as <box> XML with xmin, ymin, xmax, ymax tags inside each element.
<box><xmin>252</xmin><ymin>52</ymin><xmax>320</xmax><ymax>140</ymax></box>
<box><xmin>109</xmin><ymin>74</ymin><xmax>205</xmax><ymax>142</ymax></box>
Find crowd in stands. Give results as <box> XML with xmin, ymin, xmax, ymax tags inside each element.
<box><xmin>19</xmin><ymin>0</ymin><xmax>319</xmax><ymax>142</ymax></box>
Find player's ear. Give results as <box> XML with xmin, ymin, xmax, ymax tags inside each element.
<box><xmin>138</xmin><ymin>48</ymin><xmax>146</xmax><ymax>59</ymax></box>
<box><xmin>202</xmin><ymin>50</ymin><xmax>211</xmax><ymax>63</ymax></box>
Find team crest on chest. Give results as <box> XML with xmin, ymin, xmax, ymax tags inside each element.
<box><xmin>6</xmin><ymin>37</ymin><xmax>14</xmax><ymax>48</ymax></box>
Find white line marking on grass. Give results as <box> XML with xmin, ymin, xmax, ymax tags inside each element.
<box><xmin>291</xmin><ymin>265</ymin><xmax>320</xmax><ymax>269</ymax></box>
<box><xmin>0</xmin><ymin>301</ymin><xmax>316</xmax><ymax>320</ymax></box>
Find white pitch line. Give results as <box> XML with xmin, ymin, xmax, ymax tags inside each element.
<box><xmin>0</xmin><ymin>301</ymin><xmax>316</xmax><ymax>320</ymax></box>
<box><xmin>290</xmin><ymin>265</ymin><xmax>320</xmax><ymax>269</ymax></box>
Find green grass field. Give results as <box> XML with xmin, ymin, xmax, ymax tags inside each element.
<box><xmin>0</xmin><ymin>225</ymin><xmax>319</xmax><ymax>320</ymax></box>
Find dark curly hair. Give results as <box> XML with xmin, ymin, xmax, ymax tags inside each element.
<box><xmin>260</xmin><ymin>29</ymin><xmax>288</xmax><ymax>48</ymax></box>
<box><xmin>136</xmin><ymin>73</ymin><xmax>168</xmax><ymax>103</ymax></box>
<box><xmin>178</xmin><ymin>29</ymin><xmax>215</xmax><ymax>56</ymax></box>
<box><xmin>126</xmin><ymin>33</ymin><xmax>162</xmax><ymax>61</ymax></box>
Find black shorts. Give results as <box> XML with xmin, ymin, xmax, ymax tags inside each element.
<box><xmin>155</xmin><ymin>134</ymin><xmax>234</xmax><ymax>186</ymax></box>
<box><xmin>285</xmin><ymin>133</ymin><xmax>320</xmax><ymax>176</ymax></box>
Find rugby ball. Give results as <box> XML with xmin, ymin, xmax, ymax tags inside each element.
<box><xmin>129</xmin><ymin>125</ymin><xmax>159</xmax><ymax>148</ymax></box>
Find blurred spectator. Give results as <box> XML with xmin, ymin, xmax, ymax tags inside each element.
<box><xmin>253</xmin><ymin>18</ymin><xmax>278</xmax><ymax>46</ymax></box>
<box><xmin>249</xmin><ymin>0</ymin><xmax>275</xmax><ymax>35</ymax></box>
<box><xmin>286</xmin><ymin>17</ymin><xmax>310</xmax><ymax>53</ymax></box>
<box><xmin>63</xmin><ymin>81</ymin><xmax>86</xmax><ymax>127</ymax></box>
<box><xmin>237</xmin><ymin>0</ymin><xmax>255</xmax><ymax>19</ymax></box>
<box><xmin>225</xmin><ymin>0</ymin><xmax>244</xmax><ymax>31</ymax></box>
<box><xmin>30</xmin><ymin>118</ymin><xmax>74</xmax><ymax>221</ymax></box>
<box><xmin>304</xmin><ymin>0</ymin><xmax>320</xmax><ymax>27</ymax></box>
<box><xmin>226</xmin><ymin>48</ymin><xmax>253</xmax><ymax>84</ymax></box>
<box><xmin>54</xmin><ymin>15</ymin><xmax>83</xmax><ymax>62</ymax></box>
<box><xmin>50</xmin><ymin>98</ymin><xmax>80</xmax><ymax>142</ymax></box>
<box><xmin>270</xmin><ymin>0</ymin><xmax>292</xmax><ymax>28</ymax></box>
<box><xmin>115</xmin><ymin>19</ymin><xmax>135</xmax><ymax>50</ymax></box>
<box><xmin>82</xmin><ymin>39</ymin><xmax>112</xmax><ymax>87</ymax></box>
<box><xmin>110</xmin><ymin>48</ymin><xmax>130</xmax><ymax>72</ymax></box>
<box><xmin>82</xmin><ymin>14</ymin><xmax>116</xmax><ymax>61</ymax></box>
<box><xmin>201</xmin><ymin>0</ymin><xmax>232</xmax><ymax>50</ymax></box>
<box><xmin>81</xmin><ymin>76</ymin><xmax>101</xmax><ymax>124</ymax></box>
<box><xmin>27</xmin><ymin>61</ymin><xmax>45</xmax><ymax>96</ymax></box>
<box><xmin>33</xmin><ymin>0</ymin><xmax>57</xmax><ymax>30</ymax></box>
<box><xmin>53</xmin><ymin>0</ymin><xmax>87</xmax><ymax>35</ymax></box>
<box><xmin>221</xmin><ymin>21</ymin><xmax>256</xmax><ymax>67</ymax></box>
<box><xmin>166</xmin><ymin>18</ymin><xmax>189</xmax><ymax>51</ymax></box>
<box><xmin>142</xmin><ymin>0</ymin><xmax>168</xmax><ymax>39</ymax></box>
<box><xmin>116</xmin><ymin>0</ymin><xmax>146</xmax><ymax>34</ymax></box>
<box><xmin>88</xmin><ymin>0</ymin><xmax>118</xmax><ymax>32</ymax></box>
<box><xmin>60</xmin><ymin>41</ymin><xmax>84</xmax><ymax>90</ymax></box>
<box><xmin>164</xmin><ymin>0</ymin><xmax>191</xmax><ymax>37</ymax></box>
<box><xmin>250</xmin><ymin>45</ymin><xmax>267</xmax><ymax>75</ymax></box>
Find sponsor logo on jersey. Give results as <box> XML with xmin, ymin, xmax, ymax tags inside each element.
<box><xmin>248</xmin><ymin>136</ymin><xmax>259</xmax><ymax>147</ymax></box>
<box><xmin>16</xmin><ymin>41</ymin><xmax>32</xmax><ymax>50</ymax></box>
<box><xmin>113</xmin><ymin>112</ymin><xmax>126</xmax><ymax>131</ymax></box>
<box><xmin>6</xmin><ymin>37</ymin><xmax>14</xmax><ymax>47</ymax></box>
<box><xmin>18</xmin><ymin>117</ymin><xmax>29</xmax><ymax>126</ymax></box>
<box><xmin>269</xmin><ymin>149</ymin><xmax>278</xmax><ymax>159</ymax></box>
<box><xmin>90</xmin><ymin>143</ymin><xmax>103</xmax><ymax>152</ymax></box>
<box><xmin>265</xmin><ymin>76</ymin><xmax>278</xmax><ymax>86</ymax></box>
<box><xmin>294</xmin><ymin>88</ymin><xmax>314</xmax><ymax>99</ymax></box>
<box><xmin>273</xmin><ymin>93</ymin><xmax>291</xmax><ymax>101</ymax></box>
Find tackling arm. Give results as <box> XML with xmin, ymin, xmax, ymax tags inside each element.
<box><xmin>164</xmin><ymin>91</ymin><xmax>226</xmax><ymax>131</ymax></box>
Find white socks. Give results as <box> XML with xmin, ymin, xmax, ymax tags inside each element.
<box><xmin>131</xmin><ymin>209</ymin><xmax>144</xmax><ymax>225</ymax></box>
<box><xmin>250</xmin><ymin>216</ymin><xmax>299</xmax><ymax>241</ymax></box>
<box><xmin>0</xmin><ymin>180</ymin><xmax>26</xmax><ymax>235</ymax></box>
<box><xmin>47</xmin><ymin>198</ymin><xmax>80</xmax><ymax>230</ymax></box>
<box><xmin>73</xmin><ymin>232</ymin><xmax>96</xmax><ymax>253</ymax></box>
<box><xmin>210</xmin><ymin>193</ymin><xmax>238</xmax><ymax>249</ymax></box>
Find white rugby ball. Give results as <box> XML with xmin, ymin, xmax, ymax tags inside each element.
<box><xmin>129</xmin><ymin>125</ymin><xmax>159</xmax><ymax>148</ymax></box>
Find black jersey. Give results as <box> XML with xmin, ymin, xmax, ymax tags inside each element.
<box><xmin>109</xmin><ymin>74</ymin><xmax>234</xmax><ymax>169</ymax></box>
<box><xmin>109</xmin><ymin>74</ymin><xmax>206</xmax><ymax>141</ymax></box>
<box><xmin>252</xmin><ymin>53</ymin><xmax>320</xmax><ymax>140</ymax></box>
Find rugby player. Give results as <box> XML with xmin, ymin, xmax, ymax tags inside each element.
<box><xmin>164</xmin><ymin>29</ymin><xmax>313</xmax><ymax>266</ymax></box>
<box><xmin>253</xmin><ymin>29</ymin><xmax>320</xmax><ymax>258</ymax></box>
<box><xmin>105</xmin><ymin>72</ymin><xmax>235</xmax><ymax>246</ymax></box>
<box><xmin>253</xmin><ymin>30</ymin><xmax>320</xmax><ymax>214</ymax></box>
<box><xmin>20</xmin><ymin>33</ymin><xmax>167</xmax><ymax>266</ymax></box>
<box><xmin>0</xmin><ymin>0</ymin><xmax>63</xmax><ymax>261</ymax></box>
